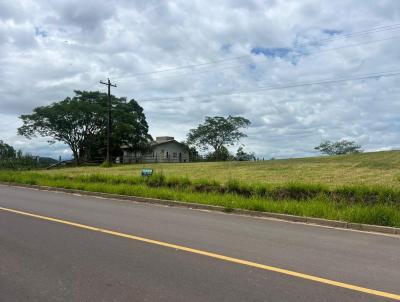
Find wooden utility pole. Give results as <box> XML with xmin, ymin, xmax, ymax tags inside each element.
<box><xmin>100</xmin><ymin>78</ymin><xmax>117</xmax><ymax>164</ymax></box>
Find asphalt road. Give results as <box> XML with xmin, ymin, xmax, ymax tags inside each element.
<box><xmin>0</xmin><ymin>185</ymin><xmax>399</xmax><ymax>301</ymax></box>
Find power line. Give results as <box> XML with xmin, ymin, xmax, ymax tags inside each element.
<box><xmin>129</xmin><ymin>23</ymin><xmax>400</xmax><ymax>78</ymax></box>
<box><xmin>138</xmin><ymin>69</ymin><xmax>400</xmax><ymax>102</ymax></box>
<box><xmin>131</xmin><ymin>55</ymin><xmax>250</xmax><ymax>77</ymax></box>
<box><xmin>301</xmin><ymin>35</ymin><xmax>400</xmax><ymax>55</ymax></box>
<box><xmin>313</xmin><ymin>23</ymin><xmax>400</xmax><ymax>44</ymax></box>
<box><xmin>130</xmin><ymin>34</ymin><xmax>400</xmax><ymax>85</ymax></box>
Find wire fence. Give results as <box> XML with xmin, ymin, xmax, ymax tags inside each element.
<box><xmin>122</xmin><ymin>154</ymin><xmax>190</xmax><ymax>164</ymax></box>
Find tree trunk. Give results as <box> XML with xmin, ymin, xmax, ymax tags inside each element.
<box><xmin>72</xmin><ymin>150</ymin><xmax>80</xmax><ymax>165</ymax></box>
<box><xmin>214</xmin><ymin>146</ymin><xmax>221</xmax><ymax>161</ymax></box>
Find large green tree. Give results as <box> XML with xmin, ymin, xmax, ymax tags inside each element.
<box><xmin>87</xmin><ymin>96</ymin><xmax>152</xmax><ymax>161</ymax></box>
<box><xmin>187</xmin><ymin>115</ymin><xmax>251</xmax><ymax>160</ymax></box>
<box><xmin>18</xmin><ymin>91</ymin><xmax>151</xmax><ymax>164</ymax></box>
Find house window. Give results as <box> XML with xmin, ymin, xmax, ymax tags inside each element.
<box><xmin>173</xmin><ymin>152</ymin><xmax>177</xmax><ymax>158</ymax></box>
<box><xmin>166</xmin><ymin>151</ymin><xmax>169</xmax><ymax>158</ymax></box>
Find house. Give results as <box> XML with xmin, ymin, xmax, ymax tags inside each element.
<box><xmin>122</xmin><ymin>136</ymin><xmax>190</xmax><ymax>163</ymax></box>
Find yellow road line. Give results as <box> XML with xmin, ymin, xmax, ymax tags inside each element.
<box><xmin>1</xmin><ymin>206</ymin><xmax>399</xmax><ymax>300</ymax></box>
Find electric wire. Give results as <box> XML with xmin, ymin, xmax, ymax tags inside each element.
<box><xmin>138</xmin><ymin>69</ymin><xmax>400</xmax><ymax>102</ymax></box>
<box><xmin>129</xmin><ymin>23</ymin><xmax>400</xmax><ymax>78</ymax></box>
<box><xmin>129</xmin><ymin>35</ymin><xmax>400</xmax><ymax>85</ymax></box>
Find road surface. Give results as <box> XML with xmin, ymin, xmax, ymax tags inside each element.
<box><xmin>1</xmin><ymin>184</ymin><xmax>399</xmax><ymax>301</ymax></box>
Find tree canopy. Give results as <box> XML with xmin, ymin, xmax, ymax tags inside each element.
<box><xmin>18</xmin><ymin>90</ymin><xmax>151</xmax><ymax>164</ymax></box>
<box><xmin>187</xmin><ymin>115</ymin><xmax>250</xmax><ymax>160</ymax></box>
<box><xmin>86</xmin><ymin>95</ymin><xmax>152</xmax><ymax>161</ymax></box>
<box><xmin>315</xmin><ymin>140</ymin><xmax>363</xmax><ymax>156</ymax></box>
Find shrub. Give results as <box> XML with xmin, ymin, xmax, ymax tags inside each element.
<box><xmin>226</xmin><ymin>179</ymin><xmax>253</xmax><ymax>197</ymax></box>
<box><xmin>146</xmin><ymin>173</ymin><xmax>165</xmax><ymax>187</ymax></box>
<box><xmin>273</xmin><ymin>183</ymin><xmax>329</xmax><ymax>200</ymax></box>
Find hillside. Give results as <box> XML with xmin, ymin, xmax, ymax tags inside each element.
<box><xmin>43</xmin><ymin>150</ymin><xmax>400</xmax><ymax>188</ymax></box>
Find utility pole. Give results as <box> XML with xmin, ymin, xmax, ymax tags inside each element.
<box><xmin>100</xmin><ymin>78</ymin><xmax>117</xmax><ymax>164</ymax></box>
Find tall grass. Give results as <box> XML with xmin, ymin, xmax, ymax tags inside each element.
<box><xmin>1</xmin><ymin>171</ymin><xmax>399</xmax><ymax>227</ymax></box>
<box><xmin>2</xmin><ymin>171</ymin><xmax>400</xmax><ymax>205</ymax></box>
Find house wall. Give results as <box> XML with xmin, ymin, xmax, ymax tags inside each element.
<box><xmin>150</xmin><ymin>142</ymin><xmax>189</xmax><ymax>163</ymax></box>
<box><xmin>123</xmin><ymin>141</ymin><xmax>189</xmax><ymax>163</ymax></box>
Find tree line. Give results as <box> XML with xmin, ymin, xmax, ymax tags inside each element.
<box><xmin>13</xmin><ymin>90</ymin><xmax>363</xmax><ymax>164</ymax></box>
<box><xmin>17</xmin><ymin>90</ymin><xmax>255</xmax><ymax>163</ymax></box>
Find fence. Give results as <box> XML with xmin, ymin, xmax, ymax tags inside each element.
<box><xmin>122</xmin><ymin>154</ymin><xmax>190</xmax><ymax>164</ymax></box>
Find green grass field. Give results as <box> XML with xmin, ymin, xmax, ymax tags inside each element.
<box><xmin>42</xmin><ymin>150</ymin><xmax>400</xmax><ymax>188</ymax></box>
<box><xmin>1</xmin><ymin>150</ymin><xmax>400</xmax><ymax>227</ymax></box>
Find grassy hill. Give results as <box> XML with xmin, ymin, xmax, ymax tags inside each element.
<box><xmin>42</xmin><ymin>150</ymin><xmax>400</xmax><ymax>188</ymax></box>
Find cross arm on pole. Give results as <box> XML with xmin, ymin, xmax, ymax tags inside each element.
<box><xmin>100</xmin><ymin>78</ymin><xmax>117</xmax><ymax>87</ymax></box>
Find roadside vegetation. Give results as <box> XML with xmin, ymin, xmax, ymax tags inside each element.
<box><xmin>1</xmin><ymin>150</ymin><xmax>400</xmax><ymax>228</ymax></box>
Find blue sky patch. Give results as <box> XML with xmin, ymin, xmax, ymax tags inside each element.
<box><xmin>35</xmin><ymin>27</ymin><xmax>48</xmax><ymax>38</ymax></box>
<box><xmin>221</xmin><ymin>43</ymin><xmax>232</xmax><ymax>53</ymax></box>
<box><xmin>251</xmin><ymin>47</ymin><xmax>292</xmax><ymax>58</ymax></box>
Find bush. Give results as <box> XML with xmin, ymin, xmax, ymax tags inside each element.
<box><xmin>226</xmin><ymin>179</ymin><xmax>253</xmax><ymax>197</ymax></box>
<box><xmin>146</xmin><ymin>173</ymin><xmax>166</xmax><ymax>187</ymax></box>
<box><xmin>274</xmin><ymin>183</ymin><xmax>329</xmax><ymax>200</ymax></box>
<box><xmin>100</xmin><ymin>161</ymin><xmax>114</xmax><ymax>168</ymax></box>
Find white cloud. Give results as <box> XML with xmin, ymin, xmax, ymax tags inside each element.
<box><xmin>0</xmin><ymin>0</ymin><xmax>400</xmax><ymax>158</ymax></box>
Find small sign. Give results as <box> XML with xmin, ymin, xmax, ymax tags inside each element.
<box><xmin>141</xmin><ymin>168</ymin><xmax>153</xmax><ymax>177</ymax></box>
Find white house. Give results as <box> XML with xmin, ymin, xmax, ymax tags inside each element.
<box><xmin>122</xmin><ymin>136</ymin><xmax>190</xmax><ymax>163</ymax></box>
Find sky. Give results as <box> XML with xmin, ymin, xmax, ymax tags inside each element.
<box><xmin>1</xmin><ymin>0</ymin><xmax>400</xmax><ymax>159</ymax></box>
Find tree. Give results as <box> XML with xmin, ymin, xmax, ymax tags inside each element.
<box><xmin>18</xmin><ymin>91</ymin><xmax>151</xmax><ymax>164</ymax></box>
<box><xmin>314</xmin><ymin>140</ymin><xmax>363</xmax><ymax>156</ymax></box>
<box><xmin>86</xmin><ymin>98</ymin><xmax>152</xmax><ymax>161</ymax></box>
<box><xmin>235</xmin><ymin>146</ymin><xmax>255</xmax><ymax>161</ymax></box>
<box><xmin>0</xmin><ymin>140</ymin><xmax>16</xmax><ymax>159</ymax></box>
<box><xmin>187</xmin><ymin>115</ymin><xmax>251</xmax><ymax>160</ymax></box>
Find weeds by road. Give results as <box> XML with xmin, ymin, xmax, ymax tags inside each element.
<box><xmin>1</xmin><ymin>171</ymin><xmax>399</xmax><ymax>227</ymax></box>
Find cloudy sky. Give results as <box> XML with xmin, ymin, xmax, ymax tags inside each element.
<box><xmin>1</xmin><ymin>0</ymin><xmax>400</xmax><ymax>159</ymax></box>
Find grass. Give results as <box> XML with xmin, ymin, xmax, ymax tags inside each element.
<box><xmin>38</xmin><ymin>150</ymin><xmax>400</xmax><ymax>188</ymax></box>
